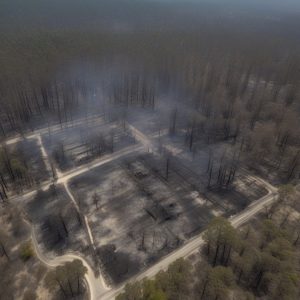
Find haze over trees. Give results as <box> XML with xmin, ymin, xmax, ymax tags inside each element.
<box><xmin>1</xmin><ymin>0</ymin><xmax>300</xmax><ymax>299</ymax></box>
<box><xmin>1</xmin><ymin>1</ymin><xmax>299</xmax><ymax>184</ymax></box>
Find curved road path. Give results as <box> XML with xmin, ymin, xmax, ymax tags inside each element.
<box><xmin>100</xmin><ymin>176</ymin><xmax>278</xmax><ymax>300</ymax></box>
<box><xmin>8</xmin><ymin>120</ymin><xmax>278</xmax><ymax>300</ymax></box>
<box><xmin>27</xmin><ymin>220</ymin><xmax>110</xmax><ymax>300</ymax></box>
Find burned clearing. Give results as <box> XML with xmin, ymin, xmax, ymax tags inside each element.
<box><xmin>25</xmin><ymin>184</ymin><xmax>91</xmax><ymax>260</ymax></box>
<box><xmin>3</xmin><ymin>118</ymin><xmax>269</xmax><ymax>287</ymax></box>
<box><xmin>69</xmin><ymin>146</ymin><xmax>268</xmax><ymax>284</ymax></box>
<box><xmin>153</xmin><ymin>132</ymin><xmax>268</xmax><ymax>210</ymax></box>
<box><xmin>41</xmin><ymin>119</ymin><xmax>136</xmax><ymax>172</ymax></box>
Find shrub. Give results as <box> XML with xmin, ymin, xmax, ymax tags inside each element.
<box><xmin>19</xmin><ymin>241</ymin><xmax>34</xmax><ymax>262</ymax></box>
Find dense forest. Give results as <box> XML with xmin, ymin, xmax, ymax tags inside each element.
<box><xmin>1</xmin><ymin>1</ymin><xmax>300</xmax><ymax>187</ymax></box>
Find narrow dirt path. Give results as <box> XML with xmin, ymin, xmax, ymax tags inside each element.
<box><xmin>28</xmin><ymin>221</ymin><xmax>110</xmax><ymax>300</ymax></box>
<box><xmin>100</xmin><ymin>182</ymin><xmax>278</xmax><ymax>300</ymax></box>
<box><xmin>10</xmin><ymin>121</ymin><xmax>279</xmax><ymax>300</ymax></box>
<box><xmin>29</xmin><ymin>132</ymin><xmax>111</xmax><ymax>299</ymax></box>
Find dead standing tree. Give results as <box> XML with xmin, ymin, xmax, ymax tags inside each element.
<box><xmin>169</xmin><ymin>108</ymin><xmax>177</xmax><ymax>136</ymax></box>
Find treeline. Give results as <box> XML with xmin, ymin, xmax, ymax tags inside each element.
<box><xmin>165</xmin><ymin>50</ymin><xmax>300</xmax><ymax>182</ymax></box>
<box><xmin>0</xmin><ymin>20</ymin><xmax>300</xmax><ymax>181</ymax></box>
<box><xmin>0</xmin><ymin>25</ymin><xmax>299</xmax><ymax>130</ymax></box>
<box><xmin>117</xmin><ymin>258</ymin><xmax>191</xmax><ymax>300</ymax></box>
<box><xmin>0</xmin><ymin>145</ymin><xmax>32</xmax><ymax>199</ymax></box>
<box><xmin>117</xmin><ymin>190</ymin><xmax>300</xmax><ymax>300</ymax></box>
<box><xmin>0</xmin><ymin>139</ymin><xmax>49</xmax><ymax>197</ymax></box>
<box><xmin>109</xmin><ymin>73</ymin><xmax>156</xmax><ymax>109</ymax></box>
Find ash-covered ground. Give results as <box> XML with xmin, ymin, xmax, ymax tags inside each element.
<box><xmin>69</xmin><ymin>144</ymin><xmax>267</xmax><ymax>284</ymax></box>
<box><xmin>25</xmin><ymin>185</ymin><xmax>91</xmax><ymax>260</ymax></box>
<box><xmin>41</xmin><ymin>118</ymin><xmax>136</xmax><ymax>172</ymax></box>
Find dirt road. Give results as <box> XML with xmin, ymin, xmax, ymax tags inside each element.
<box><xmin>28</xmin><ymin>222</ymin><xmax>109</xmax><ymax>300</ymax></box>
<box><xmin>9</xmin><ymin>121</ymin><xmax>278</xmax><ymax>300</ymax></box>
<box><xmin>100</xmin><ymin>178</ymin><xmax>278</xmax><ymax>300</ymax></box>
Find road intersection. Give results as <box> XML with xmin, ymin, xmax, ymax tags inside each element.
<box><xmin>4</xmin><ymin>118</ymin><xmax>278</xmax><ymax>300</ymax></box>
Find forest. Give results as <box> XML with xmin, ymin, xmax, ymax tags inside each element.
<box><xmin>1</xmin><ymin>13</ymin><xmax>300</xmax><ymax>186</ymax></box>
<box><xmin>0</xmin><ymin>0</ymin><xmax>300</xmax><ymax>299</ymax></box>
<box><xmin>117</xmin><ymin>185</ymin><xmax>300</xmax><ymax>300</ymax></box>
